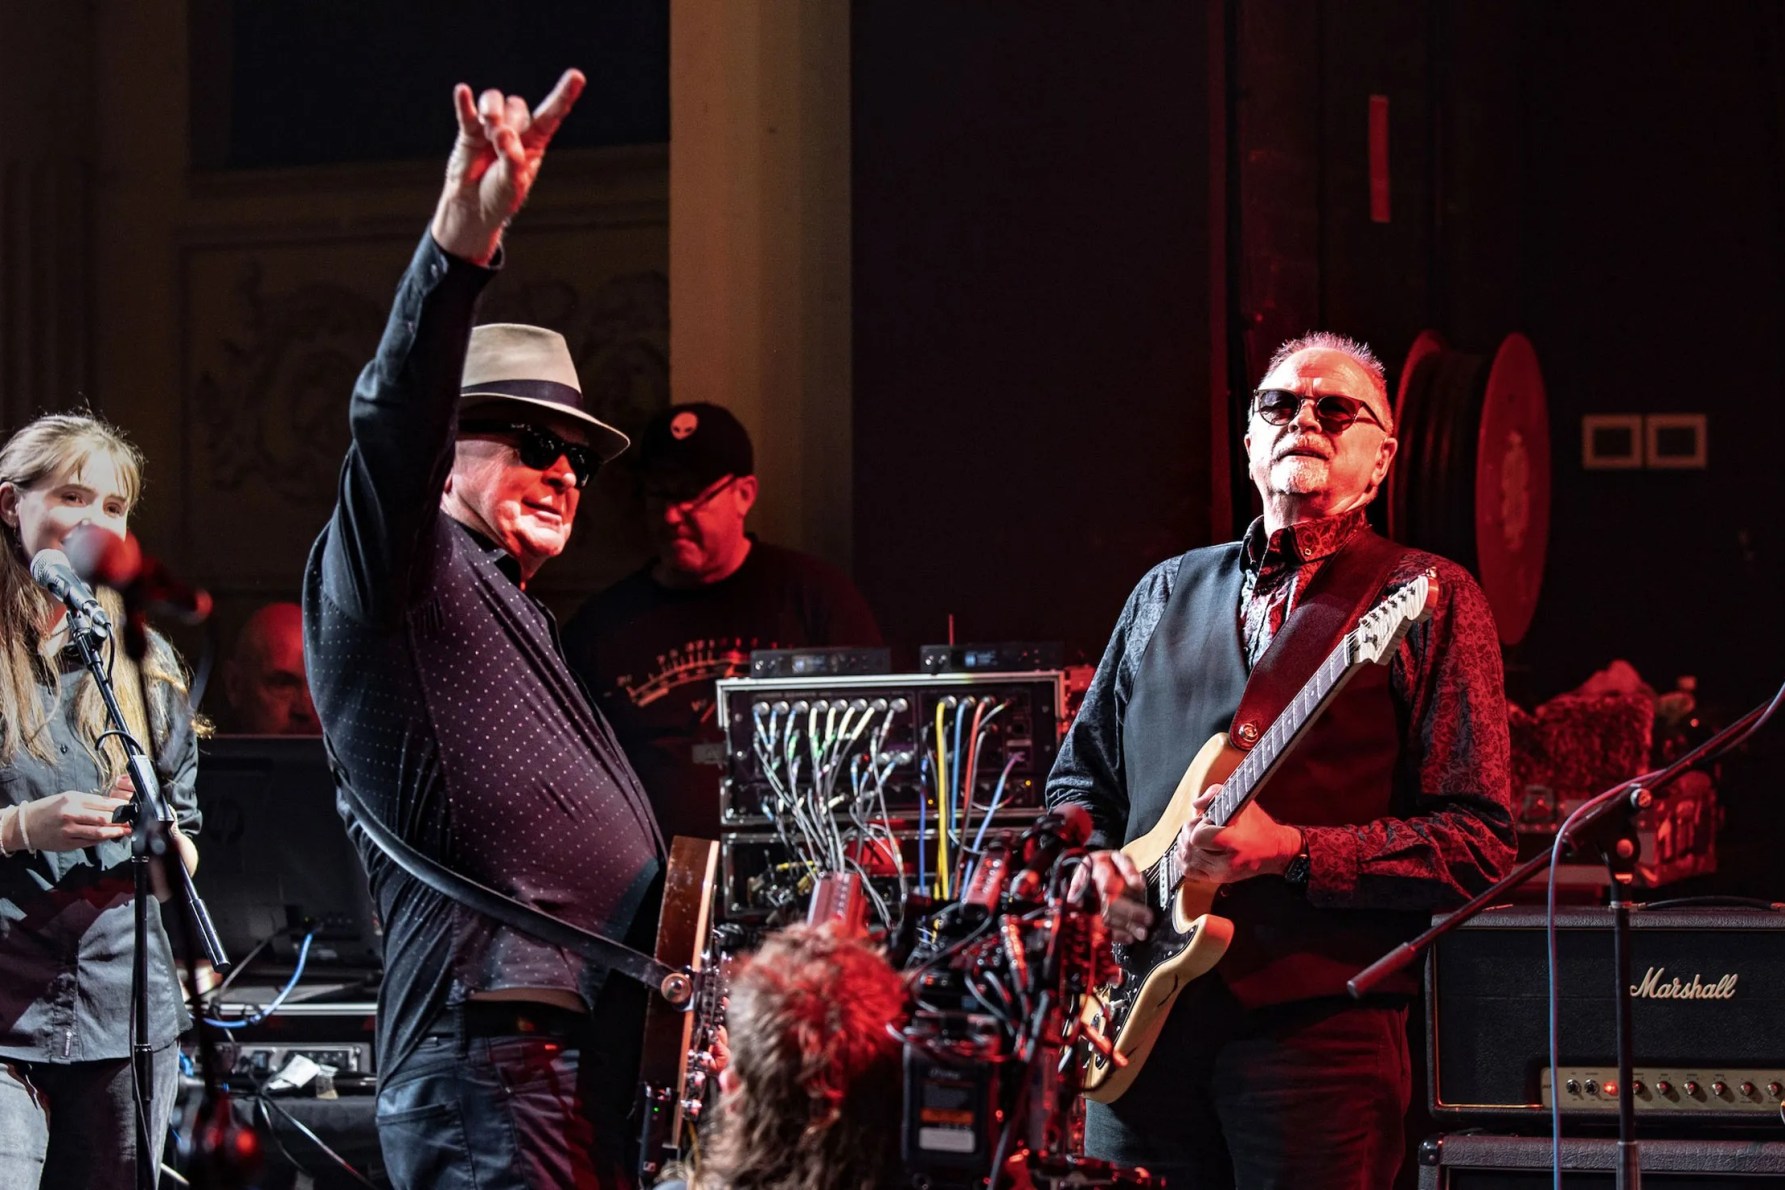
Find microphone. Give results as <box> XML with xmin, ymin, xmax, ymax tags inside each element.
<box><xmin>1010</xmin><ymin>804</ymin><xmax>1094</xmax><ymax>900</ymax></box>
<box><xmin>64</xmin><ymin>525</ymin><xmax>213</xmax><ymax>626</ymax></box>
<box><xmin>30</xmin><ymin>549</ymin><xmax>113</xmax><ymax>639</ymax></box>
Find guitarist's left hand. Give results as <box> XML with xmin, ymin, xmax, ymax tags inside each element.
<box><xmin>1175</xmin><ymin>783</ymin><xmax>1304</xmax><ymax>884</ymax></box>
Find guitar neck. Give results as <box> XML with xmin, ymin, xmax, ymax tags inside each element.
<box><xmin>1215</xmin><ymin>634</ymin><xmax>1363</xmax><ymax>825</ymax></box>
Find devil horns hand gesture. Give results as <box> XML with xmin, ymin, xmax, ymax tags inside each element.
<box><xmin>430</xmin><ymin>69</ymin><xmax>586</xmax><ymax>266</ymax></box>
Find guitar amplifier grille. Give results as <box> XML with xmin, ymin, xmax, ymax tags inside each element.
<box><xmin>1419</xmin><ymin>1133</ymin><xmax>1785</xmax><ymax>1188</ymax></box>
<box><xmin>1427</xmin><ymin>905</ymin><xmax>1785</xmax><ymax>1122</ymax></box>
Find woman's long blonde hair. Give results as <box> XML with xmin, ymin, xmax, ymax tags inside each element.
<box><xmin>0</xmin><ymin>413</ymin><xmax>188</xmax><ymax>776</ymax></box>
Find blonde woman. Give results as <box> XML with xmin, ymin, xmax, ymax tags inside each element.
<box><xmin>0</xmin><ymin>413</ymin><xmax>201</xmax><ymax>1189</ymax></box>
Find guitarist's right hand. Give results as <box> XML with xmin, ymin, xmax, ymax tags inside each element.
<box><xmin>1070</xmin><ymin>850</ymin><xmax>1154</xmax><ymax>944</ymax></box>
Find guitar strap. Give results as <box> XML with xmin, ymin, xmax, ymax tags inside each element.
<box><xmin>324</xmin><ymin>735</ymin><xmax>683</xmax><ymax>998</ymax></box>
<box><xmin>1225</xmin><ymin>529</ymin><xmax>1408</xmax><ymax>752</ymax></box>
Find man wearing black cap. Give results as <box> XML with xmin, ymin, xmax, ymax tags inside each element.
<box><xmin>561</xmin><ymin>402</ymin><xmax>881</xmax><ymax>842</ymax></box>
<box><xmin>303</xmin><ymin>70</ymin><xmax>663</xmax><ymax>1189</ymax></box>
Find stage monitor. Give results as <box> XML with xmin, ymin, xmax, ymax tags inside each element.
<box><xmin>177</xmin><ymin>734</ymin><xmax>381</xmax><ymax>972</ymax></box>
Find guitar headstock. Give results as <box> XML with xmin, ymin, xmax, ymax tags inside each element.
<box><xmin>1350</xmin><ymin>571</ymin><xmax>1440</xmax><ymax>666</ymax></box>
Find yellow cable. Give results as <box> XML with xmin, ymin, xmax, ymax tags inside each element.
<box><xmin>935</xmin><ymin>701</ymin><xmax>950</xmax><ymax>897</ymax></box>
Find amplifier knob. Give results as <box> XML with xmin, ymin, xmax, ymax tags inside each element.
<box><xmin>1740</xmin><ymin>1082</ymin><xmax>1757</xmax><ymax>1097</ymax></box>
<box><xmin>1684</xmin><ymin>1081</ymin><xmax>1701</xmax><ymax>1097</ymax></box>
<box><xmin>1712</xmin><ymin>1081</ymin><xmax>1728</xmax><ymax>1098</ymax></box>
<box><xmin>1768</xmin><ymin>1082</ymin><xmax>1783</xmax><ymax>1099</ymax></box>
<box><xmin>1656</xmin><ymin>1080</ymin><xmax>1673</xmax><ymax>1096</ymax></box>
<box><xmin>1631</xmin><ymin>1079</ymin><xmax>1645</xmax><ymax>1096</ymax></box>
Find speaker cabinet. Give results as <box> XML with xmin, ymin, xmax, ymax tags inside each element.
<box><xmin>1419</xmin><ymin>1133</ymin><xmax>1785</xmax><ymax>1188</ymax></box>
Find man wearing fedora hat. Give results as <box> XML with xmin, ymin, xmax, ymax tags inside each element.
<box><xmin>303</xmin><ymin>70</ymin><xmax>662</xmax><ymax>1189</ymax></box>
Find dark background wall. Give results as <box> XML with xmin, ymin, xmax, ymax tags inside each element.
<box><xmin>1514</xmin><ymin>1</ymin><xmax>1785</xmax><ymax>707</ymax></box>
<box><xmin>188</xmin><ymin>0</ymin><xmax>669</xmax><ymax>169</ymax></box>
<box><xmin>852</xmin><ymin>4</ymin><xmax>1220</xmax><ymax>663</ymax></box>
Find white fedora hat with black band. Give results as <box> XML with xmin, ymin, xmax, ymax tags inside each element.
<box><xmin>459</xmin><ymin>323</ymin><xmax>631</xmax><ymax>462</ymax></box>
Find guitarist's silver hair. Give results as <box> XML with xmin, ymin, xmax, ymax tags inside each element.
<box><xmin>1264</xmin><ymin>332</ymin><xmax>1393</xmax><ymax>432</ymax></box>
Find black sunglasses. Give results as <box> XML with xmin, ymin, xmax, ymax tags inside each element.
<box><xmin>1252</xmin><ymin>389</ymin><xmax>1386</xmax><ymax>432</ymax></box>
<box><xmin>459</xmin><ymin>420</ymin><xmax>599</xmax><ymax>489</ymax></box>
<box><xmin>642</xmin><ymin>474</ymin><xmax>739</xmax><ymax>511</ymax></box>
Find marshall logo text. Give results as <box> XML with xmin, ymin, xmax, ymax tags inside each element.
<box><xmin>1629</xmin><ymin>966</ymin><xmax>1739</xmax><ymax>1001</ymax></box>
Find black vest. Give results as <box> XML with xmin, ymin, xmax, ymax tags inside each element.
<box><xmin>1122</xmin><ymin>535</ymin><xmax>1427</xmax><ymax>1006</ymax></box>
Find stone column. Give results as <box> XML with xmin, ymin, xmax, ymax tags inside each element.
<box><xmin>669</xmin><ymin>0</ymin><xmax>854</xmax><ymax>566</ymax></box>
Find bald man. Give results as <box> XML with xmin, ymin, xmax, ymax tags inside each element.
<box><xmin>222</xmin><ymin>602</ymin><xmax>318</xmax><ymax>735</ymax></box>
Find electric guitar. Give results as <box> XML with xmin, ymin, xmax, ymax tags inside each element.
<box><xmin>637</xmin><ymin>836</ymin><xmax>726</xmax><ymax>1181</ymax></box>
<box><xmin>1081</xmin><ymin>573</ymin><xmax>1438</xmax><ymax>1102</ymax></box>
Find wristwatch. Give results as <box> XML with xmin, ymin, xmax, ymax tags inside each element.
<box><xmin>1282</xmin><ymin>833</ymin><xmax>1311</xmax><ymax>890</ymax></box>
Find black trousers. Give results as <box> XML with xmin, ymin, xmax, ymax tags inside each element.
<box><xmin>376</xmin><ymin>985</ymin><xmax>647</xmax><ymax>1190</ymax></box>
<box><xmin>1084</xmin><ymin>981</ymin><xmax>1412</xmax><ymax>1190</ymax></box>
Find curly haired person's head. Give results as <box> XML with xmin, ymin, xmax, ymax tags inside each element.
<box><xmin>695</xmin><ymin>924</ymin><xmax>909</xmax><ymax>1190</ymax></box>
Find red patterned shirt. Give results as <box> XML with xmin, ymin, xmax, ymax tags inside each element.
<box><xmin>1239</xmin><ymin>508</ymin><xmax>1372</xmax><ymax>665</ymax></box>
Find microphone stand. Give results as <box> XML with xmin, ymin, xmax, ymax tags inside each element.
<box><xmin>67</xmin><ymin>607</ymin><xmax>230</xmax><ymax>1190</ymax></box>
<box><xmin>1349</xmin><ymin>695</ymin><xmax>1774</xmax><ymax>1190</ymax></box>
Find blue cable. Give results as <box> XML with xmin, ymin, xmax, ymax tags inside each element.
<box><xmin>204</xmin><ymin>932</ymin><xmax>316</xmax><ymax>1030</ymax></box>
<box><xmin>950</xmin><ymin>701</ymin><xmax>972</xmax><ymax>890</ymax></box>
<box><xmin>961</xmin><ymin>755</ymin><xmax>1021</xmax><ymax>893</ymax></box>
<box><xmin>917</xmin><ymin>752</ymin><xmax>931</xmax><ymax>894</ymax></box>
<box><xmin>951</xmin><ymin>700</ymin><xmax>969</xmax><ymax>833</ymax></box>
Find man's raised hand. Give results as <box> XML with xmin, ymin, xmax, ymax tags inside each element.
<box><xmin>431</xmin><ymin>68</ymin><xmax>587</xmax><ymax>265</ymax></box>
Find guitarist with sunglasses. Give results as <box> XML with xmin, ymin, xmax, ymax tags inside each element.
<box><xmin>1049</xmin><ymin>333</ymin><xmax>1516</xmax><ymax>1189</ymax></box>
<box><xmin>303</xmin><ymin>70</ymin><xmax>668</xmax><ymax>1189</ymax></box>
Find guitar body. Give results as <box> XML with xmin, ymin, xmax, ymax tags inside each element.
<box><xmin>1083</xmin><ymin>733</ymin><xmax>1243</xmax><ymax>1103</ymax></box>
<box><xmin>637</xmin><ymin>836</ymin><xmax>722</xmax><ymax>1181</ymax></box>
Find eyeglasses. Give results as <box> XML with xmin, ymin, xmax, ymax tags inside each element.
<box><xmin>1251</xmin><ymin>389</ymin><xmax>1387</xmax><ymax>432</ymax></box>
<box><xmin>458</xmin><ymin>420</ymin><xmax>598</xmax><ymax>489</ymax></box>
<box><xmin>643</xmin><ymin>474</ymin><xmax>738</xmax><ymax>513</ymax></box>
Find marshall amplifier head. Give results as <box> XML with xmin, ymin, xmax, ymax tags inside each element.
<box><xmin>1427</xmin><ymin>904</ymin><xmax>1785</xmax><ymax>1124</ymax></box>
